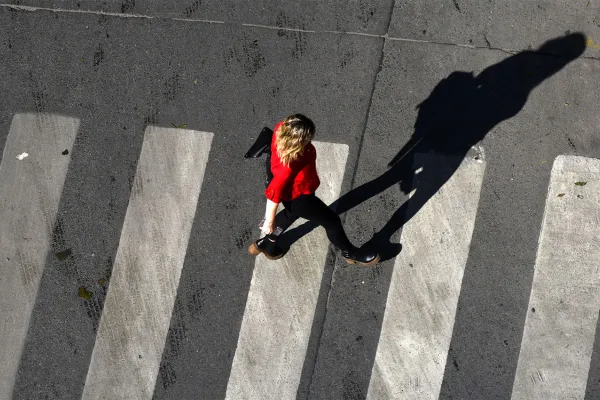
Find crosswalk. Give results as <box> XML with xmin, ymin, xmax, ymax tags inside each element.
<box><xmin>81</xmin><ymin>127</ymin><xmax>213</xmax><ymax>399</ymax></box>
<box><xmin>1</xmin><ymin>113</ymin><xmax>599</xmax><ymax>399</ymax></box>
<box><xmin>225</xmin><ymin>142</ymin><xmax>349</xmax><ymax>400</ymax></box>
<box><xmin>511</xmin><ymin>156</ymin><xmax>600</xmax><ymax>399</ymax></box>
<box><xmin>367</xmin><ymin>153</ymin><xmax>486</xmax><ymax>399</ymax></box>
<box><xmin>0</xmin><ymin>114</ymin><xmax>80</xmax><ymax>398</ymax></box>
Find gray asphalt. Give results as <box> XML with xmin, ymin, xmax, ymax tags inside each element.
<box><xmin>1</xmin><ymin>1</ymin><xmax>600</xmax><ymax>399</ymax></box>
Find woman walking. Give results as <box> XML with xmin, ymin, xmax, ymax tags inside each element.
<box><xmin>248</xmin><ymin>114</ymin><xmax>380</xmax><ymax>267</ymax></box>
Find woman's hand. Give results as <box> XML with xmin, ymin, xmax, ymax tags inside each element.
<box><xmin>262</xmin><ymin>199</ymin><xmax>279</xmax><ymax>235</ymax></box>
<box><xmin>261</xmin><ymin>218</ymin><xmax>275</xmax><ymax>235</ymax></box>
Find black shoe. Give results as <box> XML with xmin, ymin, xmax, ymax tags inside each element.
<box><xmin>248</xmin><ymin>237</ymin><xmax>287</xmax><ymax>260</ymax></box>
<box><xmin>341</xmin><ymin>249</ymin><xmax>381</xmax><ymax>267</ymax></box>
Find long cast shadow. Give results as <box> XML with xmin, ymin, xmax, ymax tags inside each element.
<box><xmin>278</xmin><ymin>33</ymin><xmax>586</xmax><ymax>262</ymax></box>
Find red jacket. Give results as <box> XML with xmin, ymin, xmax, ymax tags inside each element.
<box><xmin>265</xmin><ymin>121</ymin><xmax>320</xmax><ymax>203</ymax></box>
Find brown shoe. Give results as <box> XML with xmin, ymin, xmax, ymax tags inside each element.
<box><xmin>248</xmin><ymin>239</ymin><xmax>287</xmax><ymax>260</ymax></box>
<box><xmin>248</xmin><ymin>241</ymin><xmax>262</xmax><ymax>256</ymax></box>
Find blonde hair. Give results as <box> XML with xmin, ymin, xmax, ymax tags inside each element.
<box><xmin>276</xmin><ymin>114</ymin><xmax>315</xmax><ymax>165</ymax></box>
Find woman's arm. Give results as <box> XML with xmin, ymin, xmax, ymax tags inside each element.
<box><xmin>261</xmin><ymin>199</ymin><xmax>279</xmax><ymax>234</ymax></box>
<box><xmin>263</xmin><ymin>159</ymin><xmax>294</xmax><ymax>234</ymax></box>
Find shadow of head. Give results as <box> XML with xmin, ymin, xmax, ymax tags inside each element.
<box><xmin>388</xmin><ymin>32</ymin><xmax>588</xmax><ymax>171</ymax></box>
<box><xmin>476</xmin><ymin>32</ymin><xmax>587</xmax><ymax>91</ymax></box>
<box><xmin>538</xmin><ymin>32</ymin><xmax>587</xmax><ymax>58</ymax></box>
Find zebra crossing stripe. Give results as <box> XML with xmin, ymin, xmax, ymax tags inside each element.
<box><xmin>0</xmin><ymin>114</ymin><xmax>80</xmax><ymax>399</ymax></box>
<box><xmin>81</xmin><ymin>127</ymin><xmax>213</xmax><ymax>400</ymax></box>
<box><xmin>511</xmin><ymin>155</ymin><xmax>600</xmax><ymax>399</ymax></box>
<box><xmin>367</xmin><ymin>152</ymin><xmax>486</xmax><ymax>399</ymax></box>
<box><xmin>225</xmin><ymin>141</ymin><xmax>349</xmax><ymax>400</ymax></box>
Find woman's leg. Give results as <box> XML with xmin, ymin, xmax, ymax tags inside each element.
<box><xmin>288</xmin><ymin>194</ymin><xmax>380</xmax><ymax>266</ymax></box>
<box><xmin>263</xmin><ymin>202</ymin><xmax>298</xmax><ymax>243</ymax></box>
<box><xmin>285</xmin><ymin>194</ymin><xmax>354</xmax><ymax>251</ymax></box>
<box><xmin>251</xmin><ymin>194</ymin><xmax>379</xmax><ymax>265</ymax></box>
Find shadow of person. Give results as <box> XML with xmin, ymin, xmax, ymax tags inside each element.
<box><xmin>278</xmin><ymin>33</ymin><xmax>586</xmax><ymax>261</ymax></box>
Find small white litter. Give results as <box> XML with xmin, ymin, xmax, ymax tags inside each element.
<box><xmin>16</xmin><ymin>153</ymin><xmax>28</xmax><ymax>160</ymax></box>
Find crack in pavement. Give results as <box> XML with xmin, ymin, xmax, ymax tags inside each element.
<box><xmin>3</xmin><ymin>3</ymin><xmax>599</xmax><ymax>61</ymax></box>
<box><xmin>301</xmin><ymin>0</ymin><xmax>398</xmax><ymax>397</ymax></box>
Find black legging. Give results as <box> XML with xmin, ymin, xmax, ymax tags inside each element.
<box><xmin>266</xmin><ymin>193</ymin><xmax>354</xmax><ymax>252</ymax></box>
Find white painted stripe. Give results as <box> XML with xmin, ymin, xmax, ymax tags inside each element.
<box><xmin>0</xmin><ymin>113</ymin><xmax>80</xmax><ymax>399</ymax></box>
<box><xmin>225</xmin><ymin>141</ymin><xmax>349</xmax><ymax>400</ymax></box>
<box><xmin>367</xmin><ymin>152</ymin><xmax>486</xmax><ymax>400</ymax></box>
<box><xmin>81</xmin><ymin>127</ymin><xmax>213</xmax><ymax>400</ymax></box>
<box><xmin>511</xmin><ymin>155</ymin><xmax>600</xmax><ymax>399</ymax></box>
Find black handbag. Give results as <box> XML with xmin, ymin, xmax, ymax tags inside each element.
<box><xmin>245</xmin><ymin>127</ymin><xmax>274</xmax><ymax>188</ymax></box>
